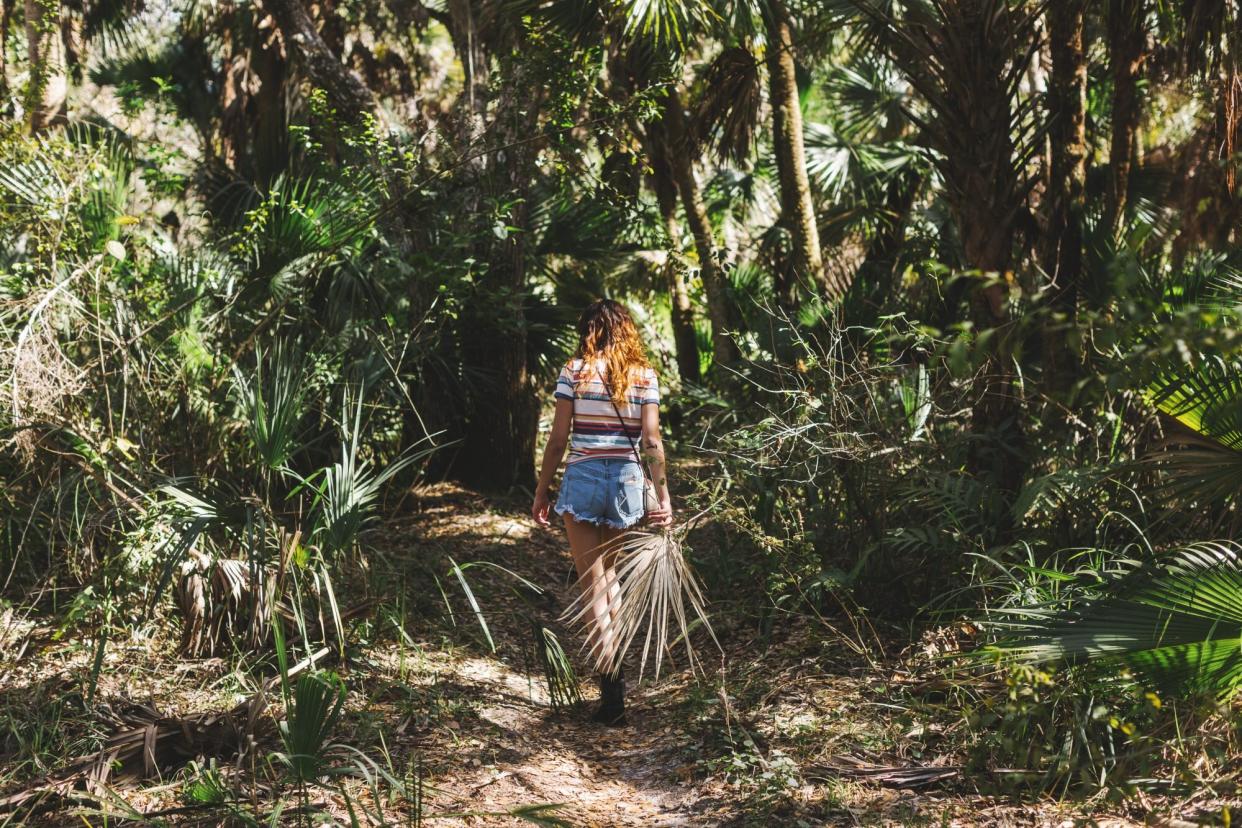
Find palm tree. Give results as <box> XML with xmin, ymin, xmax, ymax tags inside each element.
<box><xmin>524</xmin><ymin>0</ymin><xmax>741</xmax><ymax>373</ymax></box>
<box><xmin>832</xmin><ymin>0</ymin><xmax>1045</xmax><ymax>497</ymax></box>
<box><xmin>1039</xmin><ymin>0</ymin><xmax>1088</xmax><ymax>389</ymax></box>
<box><xmin>644</xmin><ymin>117</ymin><xmax>704</xmax><ymax>383</ymax></box>
<box><xmin>1102</xmin><ymin>0</ymin><xmax>1148</xmax><ymax>237</ymax></box>
<box><xmin>663</xmin><ymin>85</ymin><xmax>741</xmax><ymax>368</ymax></box>
<box><xmin>763</xmin><ymin>0</ymin><xmax>835</xmax><ymax>303</ymax></box>
<box><xmin>23</xmin><ymin>0</ymin><xmax>67</xmax><ymax>131</ymax></box>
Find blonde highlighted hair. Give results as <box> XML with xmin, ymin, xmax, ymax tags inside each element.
<box><xmin>574</xmin><ymin>299</ymin><xmax>651</xmax><ymax>407</ymax></box>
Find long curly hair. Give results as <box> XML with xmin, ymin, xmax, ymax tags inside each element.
<box><xmin>574</xmin><ymin>299</ymin><xmax>651</xmax><ymax>407</ymax></box>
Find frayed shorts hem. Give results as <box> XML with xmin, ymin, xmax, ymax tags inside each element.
<box><xmin>554</xmin><ymin>502</ymin><xmax>641</xmax><ymax>530</ymax></box>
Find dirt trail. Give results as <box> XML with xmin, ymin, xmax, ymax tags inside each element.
<box><xmin>378</xmin><ymin>485</ymin><xmax>1143</xmax><ymax>827</ymax></box>
<box><xmin>421</xmin><ymin>656</ymin><xmax>703</xmax><ymax>826</ymax></box>
<box><xmin>387</xmin><ymin>484</ymin><xmax>725</xmax><ymax>826</ymax></box>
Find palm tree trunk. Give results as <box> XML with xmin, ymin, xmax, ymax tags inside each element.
<box><xmin>23</xmin><ymin>0</ymin><xmax>65</xmax><ymax>131</ymax></box>
<box><xmin>449</xmin><ymin>40</ymin><xmax>540</xmax><ymax>491</ymax></box>
<box><xmin>765</xmin><ymin>0</ymin><xmax>836</xmax><ymax>305</ymax></box>
<box><xmin>962</xmin><ymin>211</ymin><xmax>1024</xmax><ymax>499</ymax></box>
<box><xmin>456</xmin><ymin>214</ymin><xmax>537</xmax><ymax>491</ymax></box>
<box><xmin>645</xmin><ymin>122</ymin><xmax>701</xmax><ymax>384</ymax></box>
<box><xmin>1041</xmin><ymin>0</ymin><xmax>1088</xmax><ymax>388</ymax></box>
<box><xmin>931</xmin><ymin>0</ymin><xmax>1028</xmax><ymax>499</ymax></box>
<box><xmin>655</xmin><ymin>170</ymin><xmax>702</xmax><ymax>385</ymax></box>
<box><xmin>1104</xmin><ymin>0</ymin><xmax>1147</xmax><ymax>236</ymax></box>
<box><xmin>664</xmin><ymin>88</ymin><xmax>739</xmax><ymax>368</ymax></box>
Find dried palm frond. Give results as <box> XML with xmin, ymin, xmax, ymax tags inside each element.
<box><xmin>177</xmin><ymin>550</ymin><xmax>277</xmax><ymax>656</ymax></box>
<box><xmin>560</xmin><ymin>528</ymin><xmax>719</xmax><ymax>682</ymax></box>
<box><xmin>808</xmin><ymin>757</ymin><xmax>962</xmax><ymax>789</ymax></box>
<box><xmin>0</xmin><ymin>647</ymin><xmax>330</xmax><ymax>815</ymax></box>
<box><xmin>176</xmin><ymin>542</ymin><xmax>371</xmax><ymax>657</ymax></box>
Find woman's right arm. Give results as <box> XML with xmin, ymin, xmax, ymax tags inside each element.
<box><xmin>532</xmin><ymin>397</ymin><xmax>573</xmax><ymax>526</ymax></box>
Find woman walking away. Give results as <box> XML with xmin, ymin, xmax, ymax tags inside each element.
<box><xmin>531</xmin><ymin>299</ymin><xmax>673</xmax><ymax>726</ymax></box>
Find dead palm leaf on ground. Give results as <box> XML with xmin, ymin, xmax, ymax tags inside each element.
<box><xmin>560</xmin><ymin>527</ymin><xmax>720</xmax><ymax>682</ymax></box>
<box><xmin>0</xmin><ymin>648</ymin><xmax>330</xmax><ymax>816</ymax></box>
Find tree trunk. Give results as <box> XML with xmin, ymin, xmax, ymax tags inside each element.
<box><xmin>265</xmin><ymin>0</ymin><xmax>376</xmax><ymax>120</ymax></box>
<box><xmin>23</xmin><ymin>0</ymin><xmax>65</xmax><ymax>131</ymax></box>
<box><xmin>449</xmin><ymin>42</ymin><xmax>539</xmax><ymax>491</ymax></box>
<box><xmin>645</xmin><ymin>122</ymin><xmax>701</xmax><ymax>384</ymax></box>
<box><xmin>1104</xmin><ymin>0</ymin><xmax>1147</xmax><ymax>236</ymax></box>
<box><xmin>1041</xmin><ymin>0</ymin><xmax>1088</xmax><ymax>389</ymax></box>
<box><xmin>851</xmin><ymin>168</ymin><xmax>921</xmax><ymax>314</ymax></box>
<box><xmin>664</xmin><ymin>88</ymin><xmax>739</xmax><ymax>368</ymax></box>
<box><xmin>455</xmin><ymin>203</ymin><xmax>537</xmax><ymax>491</ymax></box>
<box><xmin>929</xmin><ymin>0</ymin><xmax>1027</xmax><ymax>499</ymax></box>
<box><xmin>765</xmin><ymin>0</ymin><xmax>837</xmax><ymax>305</ymax></box>
<box><xmin>962</xmin><ymin>212</ymin><xmax>1024</xmax><ymax>498</ymax></box>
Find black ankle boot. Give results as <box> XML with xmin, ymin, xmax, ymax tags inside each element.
<box><xmin>591</xmin><ymin>669</ymin><xmax>627</xmax><ymax>726</ymax></box>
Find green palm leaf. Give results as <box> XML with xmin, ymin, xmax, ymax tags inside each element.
<box><xmin>231</xmin><ymin>340</ymin><xmax>310</xmax><ymax>471</ymax></box>
<box><xmin>303</xmin><ymin>397</ymin><xmax>444</xmax><ymax>557</ymax></box>
<box><xmin>992</xmin><ymin>541</ymin><xmax>1242</xmax><ymax>699</ymax></box>
<box><xmin>616</xmin><ymin>0</ymin><xmax>713</xmax><ymax>46</ymax></box>
<box><xmin>278</xmin><ymin>670</ymin><xmax>347</xmax><ymax>783</ymax></box>
<box><xmin>1146</xmin><ymin>356</ymin><xmax>1242</xmax><ymax>505</ymax></box>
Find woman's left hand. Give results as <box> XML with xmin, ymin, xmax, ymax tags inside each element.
<box><xmin>647</xmin><ymin>496</ymin><xmax>674</xmax><ymax>527</ymax></box>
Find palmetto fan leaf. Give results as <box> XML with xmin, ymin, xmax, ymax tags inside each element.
<box><xmin>531</xmin><ymin>622</ymin><xmax>582</xmax><ymax>711</ymax></box>
<box><xmin>823</xmin><ymin>0</ymin><xmax>1046</xmax><ymax>214</ymax></box>
<box><xmin>615</xmin><ymin>0</ymin><xmax>713</xmax><ymax>46</ymax></box>
<box><xmin>278</xmin><ymin>670</ymin><xmax>347</xmax><ymax>783</ymax></box>
<box><xmin>0</xmin><ymin>156</ymin><xmax>68</xmax><ymax>211</ymax></box>
<box><xmin>823</xmin><ymin>59</ymin><xmax>910</xmax><ymax>140</ymax></box>
<box><xmin>561</xmin><ymin>529</ymin><xmax>719</xmax><ymax>681</ymax></box>
<box><xmin>693</xmin><ymin>46</ymin><xmax>762</xmax><ymax>163</ymax></box>
<box><xmin>1146</xmin><ymin>355</ymin><xmax>1242</xmax><ymax>505</ymax></box>
<box><xmin>992</xmin><ymin>541</ymin><xmax>1242</xmax><ymax>699</ymax></box>
<box><xmin>801</xmin><ymin>121</ymin><xmax>923</xmax><ymax>203</ymax></box>
<box><xmin>243</xmin><ymin>173</ymin><xmax>382</xmax><ymax>280</ymax></box>
<box><xmin>305</xmin><ymin>396</ymin><xmax>443</xmax><ymax>558</ymax></box>
<box><xmin>231</xmin><ymin>340</ymin><xmax>310</xmax><ymax>471</ymax></box>
<box><xmin>0</xmin><ymin>128</ymin><xmax>132</xmax><ymax>250</ymax></box>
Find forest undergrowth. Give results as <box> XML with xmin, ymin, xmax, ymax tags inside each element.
<box><xmin>2</xmin><ymin>480</ymin><xmax>1238</xmax><ymax>827</ymax></box>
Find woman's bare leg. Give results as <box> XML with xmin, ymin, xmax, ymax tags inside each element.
<box><xmin>563</xmin><ymin>515</ymin><xmax>616</xmax><ymax>668</ymax></box>
<box><xmin>599</xmin><ymin>526</ymin><xmax>627</xmax><ymax>643</ymax></box>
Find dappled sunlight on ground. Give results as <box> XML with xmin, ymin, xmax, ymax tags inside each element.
<box><xmin>0</xmin><ymin>482</ymin><xmax>1193</xmax><ymax>826</ymax></box>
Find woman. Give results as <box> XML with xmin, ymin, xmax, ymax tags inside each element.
<box><xmin>531</xmin><ymin>299</ymin><xmax>673</xmax><ymax>726</ymax></box>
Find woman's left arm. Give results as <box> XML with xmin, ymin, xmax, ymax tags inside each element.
<box><xmin>641</xmin><ymin>402</ymin><xmax>673</xmax><ymax>526</ymax></box>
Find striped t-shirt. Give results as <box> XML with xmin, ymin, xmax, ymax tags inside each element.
<box><xmin>554</xmin><ymin>358</ymin><xmax>660</xmax><ymax>465</ymax></box>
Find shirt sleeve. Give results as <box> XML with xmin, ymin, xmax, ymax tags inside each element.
<box><xmin>640</xmin><ymin>368</ymin><xmax>660</xmax><ymax>405</ymax></box>
<box><xmin>554</xmin><ymin>364</ymin><xmax>575</xmax><ymax>401</ymax></box>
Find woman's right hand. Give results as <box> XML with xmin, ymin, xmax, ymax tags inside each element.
<box><xmin>532</xmin><ymin>489</ymin><xmax>552</xmax><ymax>527</ymax></box>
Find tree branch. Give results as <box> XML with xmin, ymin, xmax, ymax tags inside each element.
<box><xmin>265</xmin><ymin>0</ymin><xmax>376</xmax><ymax>119</ymax></box>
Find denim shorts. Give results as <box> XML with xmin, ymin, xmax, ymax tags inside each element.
<box><xmin>555</xmin><ymin>458</ymin><xmax>645</xmax><ymax>529</ymax></box>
